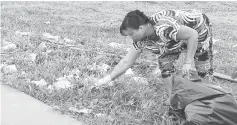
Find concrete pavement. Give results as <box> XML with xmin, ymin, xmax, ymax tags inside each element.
<box><xmin>1</xmin><ymin>84</ymin><xmax>85</xmax><ymax>125</ymax></box>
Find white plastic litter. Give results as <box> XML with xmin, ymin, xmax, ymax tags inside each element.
<box><xmin>132</xmin><ymin>77</ymin><xmax>149</xmax><ymax>85</ymax></box>
<box><xmin>28</xmin><ymin>53</ymin><xmax>37</xmax><ymax>62</ymax></box>
<box><xmin>38</xmin><ymin>42</ymin><xmax>47</xmax><ymax>51</ymax></box>
<box><xmin>45</xmin><ymin>21</ymin><xmax>50</xmax><ymax>24</ymax></box>
<box><xmin>125</xmin><ymin>68</ymin><xmax>134</xmax><ymax>76</ymax></box>
<box><xmin>98</xmin><ymin>63</ymin><xmax>110</xmax><ymax>72</ymax></box>
<box><xmin>63</xmin><ymin>37</ymin><xmax>75</xmax><ymax>43</ymax></box>
<box><xmin>15</xmin><ymin>30</ymin><xmax>31</xmax><ymax>36</ymax></box>
<box><xmin>213</xmin><ymin>50</ymin><xmax>219</xmax><ymax>54</ymax></box>
<box><xmin>126</xmin><ymin>48</ymin><xmax>131</xmax><ymax>52</ymax></box>
<box><xmin>78</xmin><ymin>108</ymin><xmax>92</xmax><ymax>114</ymax></box>
<box><xmin>2</xmin><ymin>40</ymin><xmax>12</xmax><ymax>46</ymax></box>
<box><xmin>233</xmin><ymin>44</ymin><xmax>237</xmax><ymax>48</ymax></box>
<box><xmin>109</xmin><ymin>42</ymin><xmax>125</xmax><ymax>49</ymax></box>
<box><xmin>2</xmin><ymin>65</ymin><xmax>17</xmax><ymax>74</ymax></box>
<box><xmin>42</xmin><ymin>33</ymin><xmax>60</xmax><ymax>41</ymax></box>
<box><xmin>0</xmin><ymin>64</ymin><xmax>7</xmax><ymax>71</ymax></box>
<box><xmin>1</xmin><ymin>43</ymin><xmax>17</xmax><ymax>51</ymax></box>
<box><xmin>69</xmin><ymin>107</ymin><xmax>92</xmax><ymax>114</ymax></box>
<box><xmin>32</xmin><ymin>79</ymin><xmax>48</xmax><ymax>87</ymax></box>
<box><xmin>152</xmin><ymin>67</ymin><xmax>161</xmax><ymax>76</ymax></box>
<box><xmin>53</xmin><ymin>79</ymin><xmax>73</xmax><ymax>90</ymax></box>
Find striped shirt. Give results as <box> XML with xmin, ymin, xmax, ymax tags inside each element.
<box><xmin>133</xmin><ymin>9</ymin><xmax>210</xmax><ymax>55</ymax></box>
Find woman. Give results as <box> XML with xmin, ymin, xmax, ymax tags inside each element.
<box><xmin>95</xmin><ymin>9</ymin><xmax>214</xmax><ymax>102</ymax></box>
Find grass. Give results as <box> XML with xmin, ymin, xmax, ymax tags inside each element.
<box><xmin>1</xmin><ymin>1</ymin><xmax>237</xmax><ymax>125</ymax></box>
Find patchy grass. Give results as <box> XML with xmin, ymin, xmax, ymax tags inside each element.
<box><xmin>1</xmin><ymin>1</ymin><xmax>237</xmax><ymax>125</ymax></box>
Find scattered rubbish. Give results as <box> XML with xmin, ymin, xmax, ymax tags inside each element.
<box><xmin>63</xmin><ymin>37</ymin><xmax>75</xmax><ymax>43</ymax></box>
<box><xmin>78</xmin><ymin>108</ymin><xmax>92</xmax><ymax>114</ymax></box>
<box><xmin>152</xmin><ymin>67</ymin><xmax>161</xmax><ymax>76</ymax></box>
<box><xmin>38</xmin><ymin>42</ymin><xmax>47</xmax><ymax>51</ymax></box>
<box><xmin>132</xmin><ymin>77</ymin><xmax>148</xmax><ymax>85</ymax></box>
<box><xmin>69</xmin><ymin>107</ymin><xmax>92</xmax><ymax>114</ymax></box>
<box><xmin>212</xmin><ymin>38</ymin><xmax>222</xmax><ymax>44</ymax></box>
<box><xmin>69</xmin><ymin>107</ymin><xmax>81</xmax><ymax>113</ymax></box>
<box><xmin>108</xmin><ymin>42</ymin><xmax>125</xmax><ymax>49</ymax></box>
<box><xmin>31</xmin><ymin>79</ymin><xmax>48</xmax><ymax>87</ymax></box>
<box><xmin>232</xmin><ymin>44</ymin><xmax>237</xmax><ymax>48</ymax></box>
<box><xmin>2</xmin><ymin>65</ymin><xmax>17</xmax><ymax>74</ymax></box>
<box><xmin>28</xmin><ymin>53</ymin><xmax>37</xmax><ymax>62</ymax></box>
<box><xmin>213</xmin><ymin>50</ymin><xmax>219</xmax><ymax>54</ymax></box>
<box><xmin>21</xmin><ymin>71</ymin><xmax>26</xmax><ymax>74</ymax></box>
<box><xmin>2</xmin><ymin>40</ymin><xmax>12</xmax><ymax>46</ymax></box>
<box><xmin>98</xmin><ymin>63</ymin><xmax>110</xmax><ymax>72</ymax></box>
<box><xmin>126</xmin><ymin>48</ymin><xmax>130</xmax><ymax>52</ymax></box>
<box><xmin>53</xmin><ymin>78</ymin><xmax>73</xmax><ymax>90</ymax></box>
<box><xmin>15</xmin><ymin>30</ymin><xmax>31</xmax><ymax>36</ymax></box>
<box><xmin>45</xmin><ymin>50</ymin><xmax>53</xmax><ymax>54</ymax></box>
<box><xmin>45</xmin><ymin>21</ymin><xmax>50</xmax><ymax>24</ymax></box>
<box><xmin>42</xmin><ymin>33</ymin><xmax>60</xmax><ymax>41</ymax></box>
<box><xmin>1</xmin><ymin>43</ymin><xmax>17</xmax><ymax>51</ymax></box>
<box><xmin>83</xmin><ymin>76</ymin><xmax>97</xmax><ymax>84</ymax></box>
<box><xmin>95</xmin><ymin>113</ymin><xmax>107</xmax><ymax>117</ymax></box>
<box><xmin>0</xmin><ymin>64</ymin><xmax>7</xmax><ymax>71</ymax></box>
<box><xmin>125</xmin><ymin>68</ymin><xmax>134</xmax><ymax>76</ymax></box>
<box><xmin>46</xmin><ymin>85</ymin><xmax>54</xmax><ymax>93</ymax></box>
<box><xmin>70</xmin><ymin>69</ymin><xmax>81</xmax><ymax>79</ymax></box>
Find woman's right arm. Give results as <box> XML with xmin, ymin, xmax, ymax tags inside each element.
<box><xmin>110</xmin><ymin>46</ymin><xmax>142</xmax><ymax>80</ymax></box>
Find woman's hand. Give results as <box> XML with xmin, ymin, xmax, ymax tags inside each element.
<box><xmin>95</xmin><ymin>75</ymin><xmax>112</xmax><ymax>87</ymax></box>
<box><xmin>182</xmin><ymin>63</ymin><xmax>192</xmax><ymax>79</ymax></box>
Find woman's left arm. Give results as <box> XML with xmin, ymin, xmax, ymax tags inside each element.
<box><xmin>171</xmin><ymin>25</ymin><xmax>198</xmax><ymax>75</ymax></box>
<box><xmin>174</xmin><ymin>25</ymin><xmax>198</xmax><ymax>64</ymax></box>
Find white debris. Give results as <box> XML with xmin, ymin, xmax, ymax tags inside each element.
<box><xmin>45</xmin><ymin>21</ymin><xmax>50</xmax><ymax>24</ymax></box>
<box><xmin>28</xmin><ymin>53</ymin><xmax>37</xmax><ymax>62</ymax></box>
<box><xmin>22</xmin><ymin>71</ymin><xmax>26</xmax><ymax>74</ymax></box>
<box><xmin>63</xmin><ymin>37</ymin><xmax>75</xmax><ymax>43</ymax></box>
<box><xmin>213</xmin><ymin>50</ymin><xmax>219</xmax><ymax>54</ymax></box>
<box><xmin>125</xmin><ymin>68</ymin><xmax>134</xmax><ymax>76</ymax></box>
<box><xmin>212</xmin><ymin>38</ymin><xmax>223</xmax><ymax>45</ymax></box>
<box><xmin>2</xmin><ymin>65</ymin><xmax>17</xmax><ymax>74</ymax></box>
<box><xmin>70</xmin><ymin>69</ymin><xmax>81</xmax><ymax>79</ymax></box>
<box><xmin>38</xmin><ymin>42</ymin><xmax>47</xmax><ymax>51</ymax></box>
<box><xmin>95</xmin><ymin>113</ymin><xmax>107</xmax><ymax>117</ymax></box>
<box><xmin>53</xmin><ymin>78</ymin><xmax>73</xmax><ymax>90</ymax></box>
<box><xmin>109</xmin><ymin>42</ymin><xmax>125</xmax><ymax>49</ymax></box>
<box><xmin>56</xmin><ymin>76</ymin><xmax>67</xmax><ymax>81</ymax></box>
<box><xmin>98</xmin><ymin>63</ymin><xmax>110</xmax><ymax>72</ymax></box>
<box><xmin>0</xmin><ymin>64</ymin><xmax>7</xmax><ymax>70</ymax></box>
<box><xmin>108</xmin><ymin>81</ymin><xmax>114</xmax><ymax>86</ymax></box>
<box><xmin>126</xmin><ymin>48</ymin><xmax>131</xmax><ymax>52</ymax></box>
<box><xmin>1</xmin><ymin>43</ymin><xmax>17</xmax><ymax>51</ymax></box>
<box><xmin>83</xmin><ymin>76</ymin><xmax>97</xmax><ymax>84</ymax></box>
<box><xmin>31</xmin><ymin>79</ymin><xmax>48</xmax><ymax>87</ymax></box>
<box><xmin>78</xmin><ymin>108</ymin><xmax>92</xmax><ymax>114</ymax></box>
<box><xmin>42</xmin><ymin>33</ymin><xmax>60</xmax><ymax>41</ymax></box>
<box><xmin>69</xmin><ymin>107</ymin><xmax>92</xmax><ymax>114</ymax></box>
<box><xmin>15</xmin><ymin>30</ymin><xmax>31</xmax><ymax>36</ymax></box>
<box><xmin>69</xmin><ymin>107</ymin><xmax>81</xmax><ymax>113</ymax></box>
<box><xmin>232</xmin><ymin>44</ymin><xmax>237</xmax><ymax>48</ymax></box>
<box><xmin>47</xmin><ymin>85</ymin><xmax>54</xmax><ymax>93</ymax></box>
<box><xmin>132</xmin><ymin>77</ymin><xmax>149</xmax><ymax>85</ymax></box>
<box><xmin>1</xmin><ymin>40</ymin><xmax>12</xmax><ymax>46</ymax></box>
<box><xmin>152</xmin><ymin>67</ymin><xmax>161</xmax><ymax>76</ymax></box>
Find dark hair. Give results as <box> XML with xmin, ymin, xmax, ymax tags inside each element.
<box><xmin>120</xmin><ymin>10</ymin><xmax>150</xmax><ymax>36</ymax></box>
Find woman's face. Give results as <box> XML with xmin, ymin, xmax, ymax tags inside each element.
<box><xmin>123</xmin><ymin>26</ymin><xmax>146</xmax><ymax>41</ymax></box>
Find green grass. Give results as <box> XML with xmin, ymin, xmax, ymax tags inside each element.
<box><xmin>1</xmin><ymin>1</ymin><xmax>237</xmax><ymax>125</ymax></box>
